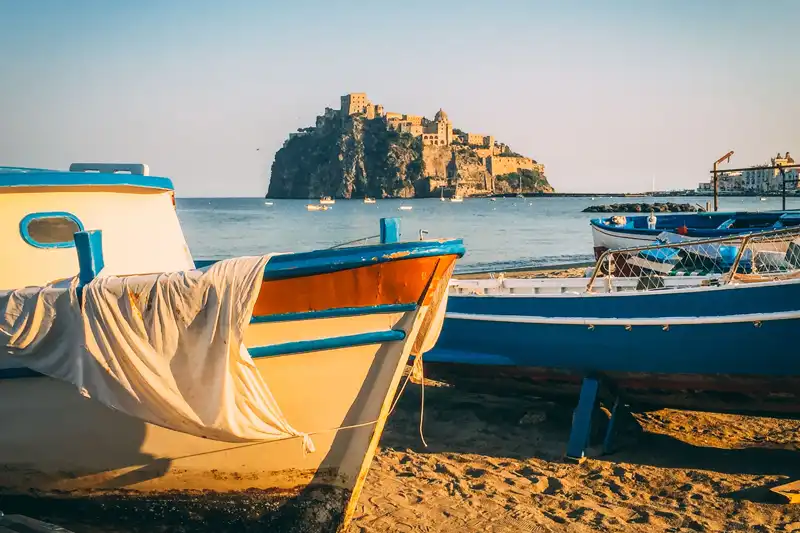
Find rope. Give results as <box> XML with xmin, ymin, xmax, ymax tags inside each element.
<box><xmin>298</xmin><ymin>355</ymin><xmax>430</xmax><ymax>454</ymax></box>
<box><xmin>327</xmin><ymin>234</ymin><xmax>380</xmax><ymax>249</ymax></box>
<box><xmin>296</xmin><ymin>353</ymin><xmax>421</xmax><ymax>455</ymax></box>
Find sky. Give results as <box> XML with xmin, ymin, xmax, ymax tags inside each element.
<box><xmin>1</xmin><ymin>0</ymin><xmax>798</xmax><ymax>196</ymax></box>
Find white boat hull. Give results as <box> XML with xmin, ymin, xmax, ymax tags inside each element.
<box><xmin>590</xmin><ymin>224</ymin><xmax>702</xmax><ymax>258</ymax></box>
<box><xmin>0</xmin><ymin>251</ymin><xmax>460</xmax><ymax>532</ymax></box>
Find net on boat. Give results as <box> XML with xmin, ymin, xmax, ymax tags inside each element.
<box><xmin>587</xmin><ymin>226</ymin><xmax>800</xmax><ymax>292</ymax></box>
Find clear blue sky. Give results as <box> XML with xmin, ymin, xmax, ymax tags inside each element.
<box><xmin>1</xmin><ymin>0</ymin><xmax>798</xmax><ymax>196</ymax></box>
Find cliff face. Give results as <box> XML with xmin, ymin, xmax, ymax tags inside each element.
<box><xmin>268</xmin><ymin>115</ymin><xmax>421</xmax><ymax>199</ymax></box>
<box><xmin>267</xmin><ymin>109</ymin><xmax>552</xmax><ymax>198</ymax></box>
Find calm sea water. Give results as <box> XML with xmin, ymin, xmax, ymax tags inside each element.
<box><xmin>177</xmin><ymin>196</ymin><xmax>800</xmax><ymax>273</ymax></box>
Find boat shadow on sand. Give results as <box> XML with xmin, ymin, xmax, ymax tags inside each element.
<box><xmin>378</xmin><ymin>375</ymin><xmax>800</xmax><ymax>505</ymax></box>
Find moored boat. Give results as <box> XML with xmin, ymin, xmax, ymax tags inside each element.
<box><xmin>363</xmin><ymin>197</ymin><xmax>376</xmax><ymax>204</ymax></box>
<box><xmin>307</xmin><ymin>203</ymin><xmax>330</xmax><ymax>211</ymax></box>
<box><xmin>319</xmin><ymin>196</ymin><xmax>335</xmax><ymax>205</ymax></box>
<box><xmin>0</xmin><ymin>163</ymin><xmax>464</xmax><ymax>532</ymax></box>
<box><xmin>425</xmin><ymin>227</ymin><xmax>800</xmax><ymax>417</ymax></box>
<box><xmin>590</xmin><ymin>209</ymin><xmax>800</xmax><ymax>259</ymax></box>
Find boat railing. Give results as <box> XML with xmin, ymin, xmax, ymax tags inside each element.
<box><xmin>587</xmin><ymin>226</ymin><xmax>800</xmax><ymax>293</ymax></box>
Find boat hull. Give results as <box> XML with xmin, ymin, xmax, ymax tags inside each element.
<box><xmin>590</xmin><ymin>210</ymin><xmax>800</xmax><ymax>259</ymax></box>
<box><xmin>590</xmin><ymin>222</ymin><xmax>700</xmax><ymax>258</ymax></box>
<box><xmin>0</xmin><ymin>253</ymin><xmax>459</xmax><ymax>532</ymax></box>
<box><xmin>425</xmin><ymin>278</ymin><xmax>800</xmax><ymax>413</ymax></box>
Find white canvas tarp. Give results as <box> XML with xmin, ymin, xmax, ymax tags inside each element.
<box><xmin>0</xmin><ymin>256</ymin><xmax>313</xmax><ymax>451</ymax></box>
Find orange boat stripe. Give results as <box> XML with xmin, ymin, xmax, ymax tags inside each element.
<box><xmin>252</xmin><ymin>255</ymin><xmax>458</xmax><ymax>317</ymax></box>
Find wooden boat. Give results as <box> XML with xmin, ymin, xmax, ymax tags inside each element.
<box><xmin>590</xmin><ymin>210</ymin><xmax>800</xmax><ymax>259</ymax></box>
<box><xmin>449</xmin><ymin>195</ymin><xmax>463</xmax><ymax>203</ymax></box>
<box><xmin>319</xmin><ymin>196</ymin><xmax>335</xmax><ymax>205</ymax></box>
<box><xmin>307</xmin><ymin>204</ymin><xmax>329</xmax><ymax>211</ymax></box>
<box><xmin>363</xmin><ymin>197</ymin><xmax>376</xmax><ymax>204</ymax></box>
<box><xmin>0</xmin><ymin>163</ymin><xmax>464</xmax><ymax>532</ymax></box>
<box><xmin>424</xmin><ymin>227</ymin><xmax>800</xmax><ymax>418</ymax></box>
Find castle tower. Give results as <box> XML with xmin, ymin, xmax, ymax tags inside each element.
<box><xmin>340</xmin><ymin>93</ymin><xmax>370</xmax><ymax>115</ymax></box>
<box><xmin>433</xmin><ymin>109</ymin><xmax>453</xmax><ymax>145</ymax></box>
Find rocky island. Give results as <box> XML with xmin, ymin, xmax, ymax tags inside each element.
<box><xmin>266</xmin><ymin>92</ymin><xmax>553</xmax><ymax>199</ymax></box>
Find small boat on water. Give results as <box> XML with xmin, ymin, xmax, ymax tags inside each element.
<box><xmin>398</xmin><ymin>205</ymin><xmax>413</xmax><ymax>211</ymax></box>
<box><xmin>591</xmin><ymin>210</ymin><xmax>800</xmax><ymax>258</ymax></box>
<box><xmin>424</xmin><ymin>227</ymin><xmax>800</xmax><ymax>423</ymax></box>
<box><xmin>319</xmin><ymin>196</ymin><xmax>335</xmax><ymax>205</ymax></box>
<box><xmin>264</xmin><ymin>201</ymin><xmax>273</xmax><ymax>206</ymax></box>
<box><xmin>363</xmin><ymin>197</ymin><xmax>376</xmax><ymax>204</ymax></box>
<box><xmin>0</xmin><ymin>163</ymin><xmax>464</xmax><ymax>532</ymax></box>
<box><xmin>307</xmin><ymin>204</ymin><xmax>330</xmax><ymax>211</ymax></box>
<box><xmin>489</xmin><ymin>198</ymin><xmax>497</xmax><ymax>202</ymax></box>
<box><xmin>449</xmin><ymin>195</ymin><xmax>464</xmax><ymax>203</ymax></box>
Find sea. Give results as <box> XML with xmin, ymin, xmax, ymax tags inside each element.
<box><xmin>177</xmin><ymin>195</ymin><xmax>800</xmax><ymax>273</ymax></box>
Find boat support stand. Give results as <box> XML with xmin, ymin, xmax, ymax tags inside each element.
<box><xmin>565</xmin><ymin>375</ymin><xmax>632</xmax><ymax>463</ymax></box>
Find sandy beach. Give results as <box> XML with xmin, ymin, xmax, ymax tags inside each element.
<box><xmin>349</xmin><ymin>371</ymin><xmax>800</xmax><ymax>533</ymax></box>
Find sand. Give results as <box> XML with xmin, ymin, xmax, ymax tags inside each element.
<box><xmin>349</xmin><ymin>373</ymin><xmax>800</xmax><ymax>533</ymax></box>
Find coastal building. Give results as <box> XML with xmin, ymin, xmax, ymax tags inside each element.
<box><xmin>341</xmin><ymin>93</ymin><xmax>481</xmax><ymax>149</ymax></box>
<box><xmin>340</xmin><ymin>93</ymin><xmax>385</xmax><ymax>119</ymax></box>
<box><xmin>487</xmin><ymin>155</ymin><xmax>544</xmax><ymax>177</ymax></box>
<box><xmin>312</xmin><ymin>93</ymin><xmax>546</xmax><ymax>179</ymax></box>
<box><xmin>421</xmin><ymin>109</ymin><xmax>453</xmax><ymax>146</ymax></box>
<box><xmin>386</xmin><ymin>113</ymin><xmax>424</xmax><ymax>136</ymax></box>
<box><xmin>699</xmin><ymin>152</ymin><xmax>798</xmax><ymax>192</ymax></box>
<box><xmin>465</xmin><ymin>133</ymin><xmax>494</xmax><ymax>147</ymax></box>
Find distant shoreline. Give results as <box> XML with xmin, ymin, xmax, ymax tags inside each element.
<box><xmin>262</xmin><ymin>190</ymin><xmax>800</xmax><ymax>200</ymax></box>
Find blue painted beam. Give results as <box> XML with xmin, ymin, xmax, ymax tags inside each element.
<box><xmin>251</xmin><ymin>303</ymin><xmax>417</xmax><ymax>324</ymax></box>
<box><xmin>380</xmin><ymin>218</ymin><xmax>401</xmax><ymax>244</ymax></box>
<box><xmin>74</xmin><ymin>230</ymin><xmax>105</xmax><ymax>286</ymax></box>
<box><xmin>565</xmin><ymin>376</ymin><xmax>600</xmax><ymax>462</ymax></box>
<box><xmin>249</xmin><ymin>329</ymin><xmax>406</xmax><ymax>359</ymax></box>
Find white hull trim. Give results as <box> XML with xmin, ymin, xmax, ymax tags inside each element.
<box><xmin>445</xmin><ymin>309</ymin><xmax>800</xmax><ymax>326</ymax></box>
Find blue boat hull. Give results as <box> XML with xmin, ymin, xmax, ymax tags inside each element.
<box><xmin>425</xmin><ymin>279</ymin><xmax>800</xmax><ymax>412</ymax></box>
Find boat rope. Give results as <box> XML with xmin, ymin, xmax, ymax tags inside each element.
<box><xmin>291</xmin><ymin>355</ymin><xmax>429</xmax><ymax>457</ymax></box>
<box><xmin>163</xmin><ymin>357</ymin><xmax>428</xmax><ymax>461</ymax></box>
<box><xmin>327</xmin><ymin>234</ymin><xmax>380</xmax><ymax>249</ymax></box>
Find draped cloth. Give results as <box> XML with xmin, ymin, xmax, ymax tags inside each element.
<box><xmin>0</xmin><ymin>256</ymin><xmax>313</xmax><ymax>451</ymax></box>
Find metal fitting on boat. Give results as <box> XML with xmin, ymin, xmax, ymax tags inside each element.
<box><xmin>625</xmin><ymin>325</ymin><xmax>632</xmax><ymax>331</ymax></box>
<box><xmin>587</xmin><ymin>324</ymin><xmax>594</xmax><ymax>330</ymax></box>
<box><xmin>662</xmin><ymin>325</ymin><xmax>669</xmax><ymax>331</ymax></box>
<box><xmin>754</xmin><ymin>321</ymin><xmax>762</xmax><ymax>328</ymax></box>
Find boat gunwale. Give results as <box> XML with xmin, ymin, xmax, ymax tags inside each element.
<box><xmin>0</xmin><ymin>169</ymin><xmax>174</xmax><ymax>191</ymax></box>
<box><xmin>195</xmin><ymin>239</ymin><xmax>465</xmax><ymax>281</ymax></box>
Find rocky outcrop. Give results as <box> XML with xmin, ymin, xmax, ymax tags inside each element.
<box><xmin>493</xmin><ymin>169</ymin><xmax>553</xmax><ymax>195</ymax></box>
<box><xmin>582</xmin><ymin>202</ymin><xmax>700</xmax><ymax>213</ymax></box>
<box><xmin>267</xmin><ymin>108</ymin><xmax>551</xmax><ymax>199</ymax></box>
<box><xmin>268</xmin><ymin>115</ymin><xmax>421</xmax><ymax>199</ymax></box>
<box><xmin>450</xmin><ymin>148</ymin><xmax>493</xmax><ymax>195</ymax></box>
